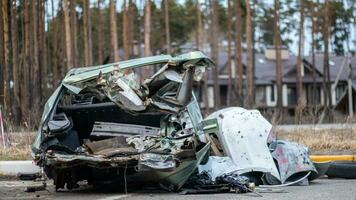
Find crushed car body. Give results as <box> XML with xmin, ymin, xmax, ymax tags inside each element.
<box><xmin>31</xmin><ymin>51</ymin><xmax>216</xmax><ymax>191</ymax></box>
<box><xmin>201</xmin><ymin>107</ymin><xmax>318</xmax><ymax>186</ymax></box>
<box><xmin>206</xmin><ymin>107</ymin><xmax>280</xmax><ymax>183</ymax></box>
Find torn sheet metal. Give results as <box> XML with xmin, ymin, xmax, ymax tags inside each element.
<box><xmin>269</xmin><ymin>140</ymin><xmax>317</xmax><ymax>184</ymax></box>
<box><xmin>206</xmin><ymin>107</ymin><xmax>280</xmax><ymax>181</ymax></box>
<box><xmin>139</xmin><ymin>153</ymin><xmax>176</xmax><ymax>172</ymax></box>
<box><xmin>33</xmin><ymin>51</ymin><xmax>214</xmax><ymax>191</ymax></box>
<box><xmin>198</xmin><ymin>156</ymin><xmax>239</xmax><ymax>181</ymax></box>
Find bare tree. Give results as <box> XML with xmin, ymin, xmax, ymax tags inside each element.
<box><xmin>274</xmin><ymin>0</ymin><xmax>283</xmax><ymax>111</ymax></box>
<box><xmin>323</xmin><ymin>0</ymin><xmax>332</xmax><ymax>121</ymax></box>
<box><xmin>144</xmin><ymin>0</ymin><xmax>152</xmax><ymax>57</ymax></box>
<box><xmin>97</xmin><ymin>0</ymin><xmax>104</xmax><ymax>64</ymax></box>
<box><xmin>195</xmin><ymin>0</ymin><xmax>203</xmax><ymax>50</ymax></box>
<box><xmin>109</xmin><ymin>0</ymin><xmax>119</xmax><ymax>62</ymax></box>
<box><xmin>164</xmin><ymin>0</ymin><xmax>171</xmax><ymax>54</ymax></box>
<box><xmin>311</xmin><ymin>2</ymin><xmax>317</xmax><ymax>106</ymax></box>
<box><xmin>296</xmin><ymin>0</ymin><xmax>304</xmax><ymax>123</ymax></box>
<box><xmin>235</xmin><ymin>0</ymin><xmax>243</xmax><ymax>106</ymax></box>
<box><xmin>245</xmin><ymin>0</ymin><xmax>254</xmax><ymax>108</ymax></box>
<box><xmin>0</xmin><ymin>1</ymin><xmax>4</xmax><ymax>107</ymax></box>
<box><xmin>22</xmin><ymin>0</ymin><xmax>31</xmax><ymax>115</ymax></box>
<box><xmin>70</xmin><ymin>0</ymin><xmax>78</xmax><ymax>67</ymax></box>
<box><xmin>227</xmin><ymin>0</ymin><xmax>233</xmax><ymax>106</ymax></box>
<box><xmin>210</xmin><ymin>0</ymin><xmax>220</xmax><ymax>108</ymax></box>
<box><xmin>63</xmin><ymin>0</ymin><xmax>73</xmax><ymax>69</ymax></box>
<box><xmin>10</xmin><ymin>0</ymin><xmax>21</xmax><ymax>121</ymax></box>
<box><xmin>83</xmin><ymin>0</ymin><xmax>93</xmax><ymax>65</ymax></box>
<box><xmin>1</xmin><ymin>0</ymin><xmax>11</xmax><ymax>112</ymax></box>
<box><xmin>123</xmin><ymin>0</ymin><xmax>130</xmax><ymax>60</ymax></box>
<box><xmin>30</xmin><ymin>1</ymin><xmax>41</xmax><ymax>106</ymax></box>
<box><xmin>38</xmin><ymin>0</ymin><xmax>47</xmax><ymax>99</ymax></box>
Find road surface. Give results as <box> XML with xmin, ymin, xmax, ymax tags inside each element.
<box><xmin>0</xmin><ymin>178</ymin><xmax>355</xmax><ymax>200</ymax></box>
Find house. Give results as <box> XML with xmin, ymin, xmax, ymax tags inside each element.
<box><xmin>204</xmin><ymin>48</ymin><xmax>356</xmax><ymax>117</ymax></box>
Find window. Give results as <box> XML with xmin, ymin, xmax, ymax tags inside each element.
<box><xmin>335</xmin><ymin>85</ymin><xmax>346</xmax><ymax>101</ymax></box>
<box><xmin>287</xmin><ymin>86</ymin><xmax>297</xmax><ymax>106</ymax></box>
<box><xmin>270</xmin><ymin>85</ymin><xmax>275</xmax><ymax>102</ymax></box>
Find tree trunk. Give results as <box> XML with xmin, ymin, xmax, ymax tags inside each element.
<box><xmin>323</xmin><ymin>0</ymin><xmax>332</xmax><ymax>121</ymax></box>
<box><xmin>235</xmin><ymin>0</ymin><xmax>243</xmax><ymax>106</ymax></box>
<box><xmin>38</xmin><ymin>0</ymin><xmax>47</xmax><ymax>101</ymax></box>
<box><xmin>0</xmin><ymin>1</ymin><xmax>4</xmax><ymax>108</ymax></box>
<box><xmin>127</xmin><ymin>0</ymin><xmax>134</xmax><ymax>57</ymax></box>
<box><xmin>97</xmin><ymin>0</ymin><xmax>104</xmax><ymax>64</ymax></box>
<box><xmin>245</xmin><ymin>0</ymin><xmax>254</xmax><ymax>108</ymax></box>
<box><xmin>195</xmin><ymin>0</ymin><xmax>203</xmax><ymax>50</ymax></box>
<box><xmin>195</xmin><ymin>0</ymin><xmax>208</xmax><ymax>113</ymax></box>
<box><xmin>144</xmin><ymin>0</ymin><xmax>151</xmax><ymax>57</ymax></box>
<box><xmin>22</xmin><ymin>0</ymin><xmax>31</xmax><ymax>117</ymax></box>
<box><xmin>109</xmin><ymin>0</ymin><xmax>119</xmax><ymax>62</ymax></box>
<box><xmin>274</xmin><ymin>0</ymin><xmax>283</xmax><ymax>111</ymax></box>
<box><xmin>226</xmin><ymin>0</ymin><xmax>232</xmax><ymax>106</ymax></box>
<box><xmin>31</xmin><ymin>1</ymin><xmax>40</xmax><ymax>107</ymax></box>
<box><xmin>123</xmin><ymin>0</ymin><xmax>129</xmax><ymax>60</ymax></box>
<box><xmin>63</xmin><ymin>0</ymin><xmax>72</xmax><ymax>69</ymax></box>
<box><xmin>50</xmin><ymin>0</ymin><xmax>58</xmax><ymax>87</ymax></box>
<box><xmin>83</xmin><ymin>0</ymin><xmax>93</xmax><ymax>65</ymax></box>
<box><xmin>296</xmin><ymin>0</ymin><xmax>304</xmax><ymax>123</ymax></box>
<box><xmin>311</xmin><ymin>2</ymin><xmax>316</xmax><ymax>107</ymax></box>
<box><xmin>164</xmin><ymin>0</ymin><xmax>171</xmax><ymax>54</ymax></box>
<box><xmin>210</xmin><ymin>0</ymin><xmax>220</xmax><ymax>108</ymax></box>
<box><xmin>1</xmin><ymin>0</ymin><xmax>11</xmax><ymax>113</ymax></box>
<box><xmin>10</xmin><ymin>0</ymin><xmax>21</xmax><ymax>122</ymax></box>
<box><xmin>70</xmin><ymin>0</ymin><xmax>78</xmax><ymax>67</ymax></box>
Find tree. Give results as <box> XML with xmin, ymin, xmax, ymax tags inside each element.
<box><xmin>296</xmin><ymin>0</ymin><xmax>305</xmax><ymax>123</ymax></box>
<box><xmin>195</xmin><ymin>0</ymin><xmax>203</xmax><ymax>50</ymax></box>
<box><xmin>226</xmin><ymin>0</ymin><xmax>232</xmax><ymax>106</ymax></box>
<box><xmin>164</xmin><ymin>0</ymin><xmax>171</xmax><ymax>53</ymax></box>
<box><xmin>11</xmin><ymin>0</ymin><xmax>21</xmax><ymax>121</ymax></box>
<box><xmin>63</xmin><ymin>0</ymin><xmax>73</xmax><ymax>69</ymax></box>
<box><xmin>109</xmin><ymin>0</ymin><xmax>119</xmax><ymax>62</ymax></box>
<box><xmin>144</xmin><ymin>0</ymin><xmax>152</xmax><ymax>57</ymax></box>
<box><xmin>0</xmin><ymin>0</ymin><xmax>4</xmax><ymax>108</ymax></box>
<box><xmin>235</xmin><ymin>0</ymin><xmax>243</xmax><ymax>106</ymax></box>
<box><xmin>1</xmin><ymin>0</ymin><xmax>11</xmax><ymax>112</ymax></box>
<box><xmin>245</xmin><ymin>0</ymin><xmax>254</xmax><ymax>108</ymax></box>
<box><xmin>83</xmin><ymin>0</ymin><xmax>93</xmax><ymax>65</ymax></box>
<box><xmin>122</xmin><ymin>0</ymin><xmax>130</xmax><ymax>59</ymax></box>
<box><xmin>310</xmin><ymin>1</ymin><xmax>317</xmax><ymax>106</ymax></box>
<box><xmin>274</xmin><ymin>0</ymin><xmax>283</xmax><ymax>112</ymax></box>
<box><xmin>97</xmin><ymin>0</ymin><xmax>104</xmax><ymax>64</ymax></box>
<box><xmin>31</xmin><ymin>1</ymin><xmax>41</xmax><ymax>106</ymax></box>
<box><xmin>39</xmin><ymin>0</ymin><xmax>47</xmax><ymax>99</ymax></box>
<box><xmin>70</xmin><ymin>0</ymin><xmax>78</xmax><ymax>67</ymax></box>
<box><xmin>323</xmin><ymin>0</ymin><xmax>332</xmax><ymax>121</ymax></box>
<box><xmin>22</xmin><ymin>0</ymin><xmax>31</xmax><ymax>116</ymax></box>
<box><xmin>210</xmin><ymin>0</ymin><xmax>220</xmax><ymax>108</ymax></box>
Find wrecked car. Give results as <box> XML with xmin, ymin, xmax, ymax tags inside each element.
<box><xmin>31</xmin><ymin>51</ymin><xmax>215</xmax><ymax>191</ymax></box>
<box><xmin>202</xmin><ymin>107</ymin><xmax>318</xmax><ymax>186</ymax></box>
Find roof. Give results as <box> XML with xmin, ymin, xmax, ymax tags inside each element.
<box><xmin>214</xmin><ymin>50</ymin><xmax>356</xmax><ymax>85</ymax></box>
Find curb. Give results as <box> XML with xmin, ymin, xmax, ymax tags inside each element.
<box><xmin>0</xmin><ymin>161</ymin><xmax>40</xmax><ymax>176</ymax></box>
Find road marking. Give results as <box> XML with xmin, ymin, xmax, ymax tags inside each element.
<box><xmin>98</xmin><ymin>194</ymin><xmax>131</xmax><ymax>200</ymax></box>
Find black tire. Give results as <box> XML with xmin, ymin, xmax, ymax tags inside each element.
<box><xmin>326</xmin><ymin>161</ymin><xmax>356</xmax><ymax>179</ymax></box>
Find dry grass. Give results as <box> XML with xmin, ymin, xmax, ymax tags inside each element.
<box><xmin>0</xmin><ymin>127</ymin><xmax>355</xmax><ymax>160</ymax></box>
<box><xmin>275</xmin><ymin>127</ymin><xmax>356</xmax><ymax>154</ymax></box>
<box><xmin>0</xmin><ymin>132</ymin><xmax>35</xmax><ymax>160</ymax></box>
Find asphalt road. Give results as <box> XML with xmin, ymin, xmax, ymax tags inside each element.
<box><xmin>0</xmin><ymin>178</ymin><xmax>355</xmax><ymax>200</ymax></box>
